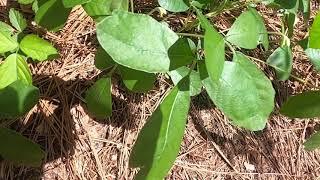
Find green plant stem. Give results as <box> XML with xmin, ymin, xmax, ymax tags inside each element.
<box><xmin>267</xmin><ymin>31</ymin><xmax>291</xmax><ymax>46</ymax></box>
<box><xmin>176</xmin><ymin>32</ymin><xmax>204</xmax><ymax>38</ymax></box>
<box><xmin>107</xmin><ymin>65</ymin><xmax>118</xmax><ymax>76</ymax></box>
<box><xmin>130</xmin><ymin>0</ymin><xmax>134</xmax><ymax>13</ymax></box>
<box><xmin>225</xmin><ymin>40</ymin><xmax>236</xmax><ymax>54</ymax></box>
<box><xmin>188</xmin><ymin>60</ymin><xmax>197</xmax><ymax>75</ymax></box>
<box><xmin>245</xmin><ymin>55</ymin><xmax>318</xmax><ymax>89</ymax></box>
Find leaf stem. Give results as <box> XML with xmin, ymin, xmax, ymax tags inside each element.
<box><xmin>225</xmin><ymin>40</ymin><xmax>236</xmax><ymax>54</ymax></box>
<box><xmin>176</xmin><ymin>32</ymin><xmax>204</xmax><ymax>38</ymax></box>
<box><xmin>130</xmin><ymin>0</ymin><xmax>134</xmax><ymax>13</ymax></box>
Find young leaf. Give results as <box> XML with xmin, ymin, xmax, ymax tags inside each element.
<box><xmin>130</xmin><ymin>77</ymin><xmax>190</xmax><ymax>179</ymax></box>
<box><xmin>9</xmin><ymin>8</ymin><xmax>27</xmax><ymax>32</ymax></box>
<box><xmin>0</xmin><ymin>127</ymin><xmax>44</xmax><ymax>167</ymax></box>
<box><xmin>96</xmin><ymin>10</ymin><xmax>179</xmax><ymax>73</ymax></box>
<box><xmin>158</xmin><ymin>0</ymin><xmax>189</xmax><ymax>12</ymax></box>
<box><xmin>267</xmin><ymin>45</ymin><xmax>293</xmax><ymax>81</ymax></box>
<box><xmin>62</xmin><ymin>0</ymin><xmax>91</xmax><ymax>8</ymax></box>
<box><xmin>280</xmin><ymin>91</ymin><xmax>320</xmax><ymax>118</ymax></box>
<box><xmin>226</xmin><ymin>8</ymin><xmax>269</xmax><ymax>50</ymax></box>
<box><xmin>201</xmin><ymin>52</ymin><xmax>275</xmax><ymax>131</ymax></box>
<box><xmin>0</xmin><ymin>80</ymin><xmax>39</xmax><ymax>119</ymax></box>
<box><xmin>0</xmin><ymin>29</ymin><xmax>18</xmax><ymax>53</ymax></box>
<box><xmin>20</xmin><ymin>34</ymin><xmax>58</xmax><ymax>61</ymax></box>
<box><xmin>196</xmin><ymin>9</ymin><xmax>224</xmax><ymax>82</ymax></box>
<box><xmin>119</xmin><ymin>66</ymin><xmax>156</xmax><ymax>93</ymax></box>
<box><xmin>304</xmin><ymin>131</ymin><xmax>320</xmax><ymax>151</ymax></box>
<box><xmin>83</xmin><ymin>0</ymin><xmax>128</xmax><ymax>17</ymax></box>
<box><xmin>169</xmin><ymin>66</ymin><xmax>202</xmax><ymax>96</ymax></box>
<box><xmin>35</xmin><ymin>0</ymin><xmax>72</xmax><ymax>32</ymax></box>
<box><xmin>0</xmin><ymin>54</ymin><xmax>32</xmax><ymax>89</ymax></box>
<box><xmin>85</xmin><ymin>77</ymin><xmax>112</xmax><ymax>119</ymax></box>
<box><xmin>94</xmin><ymin>47</ymin><xmax>115</xmax><ymax>70</ymax></box>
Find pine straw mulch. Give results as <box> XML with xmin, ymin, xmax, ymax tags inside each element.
<box><xmin>1</xmin><ymin>0</ymin><xmax>320</xmax><ymax>179</ymax></box>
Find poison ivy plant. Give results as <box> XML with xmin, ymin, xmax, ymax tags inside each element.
<box><xmin>0</xmin><ymin>8</ymin><xmax>57</xmax><ymax>166</ymax></box>
<box><xmin>8</xmin><ymin>0</ymin><xmax>320</xmax><ymax>178</ymax></box>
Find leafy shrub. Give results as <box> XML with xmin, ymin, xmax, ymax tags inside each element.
<box><xmin>0</xmin><ymin>8</ymin><xmax>57</xmax><ymax>166</ymax></box>
<box><xmin>1</xmin><ymin>0</ymin><xmax>319</xmax><ymax>179</ymax></box>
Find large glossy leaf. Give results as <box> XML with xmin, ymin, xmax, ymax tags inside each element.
<box><xmin>0</xmin><ymin>28</ymin><xmax>18</xmax><ymax>53</ymax></box>
<box><xmin>267</xmin><ymin>45</ymin><xmax>293</xmax><ymax>81</ymax></box>
<box><xmin>20</xmin><ymin>35</ymin><xmax>58</xmax><ymax>61</ymax></box>
<box><xmin>280</xmin><ymin>91</ymin><xmax>320</xmax><ymax>118</ymax></box>
<box><xmin>0</xmin><ymin>80</ymin><xmax>39</xmax><ymax>119</ymax></box>
<box><xmin>9</xmin><ymin>8</ymin><xmax>27</xmax><ymax>32</ymax></box>
<box><xmin>196</xmin><ymin>9</ymin><xmax>224</xmax><ymax>82</ymax></box>
<box><xmin>35</xmin><ymin>0</ymin><xmax>72</xmax><ymax>32</ymax></box>
<box><xmin>119</xmin><ymin>66</ymin><xmax>156</xmax><ymax>93</ymax></box>
<box><xmin>62</xmin><ymin>0</ymin><xmax>91</xmax><ymax>8</ymax></box>
<box><xmin>83</xmin><ymin>0</ymin><xmax>128</xmax><ymax>17</ymax></box>
<box><xmin>97</xmin><ymin>10</ymin><xmax>180</xmax><ymax>73</ymax></box>
<box><xmin>226</xmin><ymin>8</ymin><xmax>269</xmax><ymax>50</ymax></box>
<box><xmin>201</xmin><ymin>52</ymin><xmax>275</xmax><ymax>131</ymax></box>
<box><xmin>0</xmin><ymin>127</ymin><xmax>44</xmax><ymax>166</ymax></box>
<box><xmin>169</xmin><ymin>66</ymin><xmax>202</xmax><ymax>96</ymax></box>
<box><xmin>85</xmin><ymin>77</ymin><xmax>112</xmax><ymax>119</ymax></box>
<box><xmin>0</xmin><ymin>54</ymin><xmax>32</xmax><ymax>89</ymax></box>
<box><xmin>130</xmin><ymin>77</ymin><xmax>190</xmax><ymax>179</ymax></box>
<box><xmin>158</xmin><ymin>0</ymin><xmax>189</xmax><ymax>12</ymax></box>
<box><xmin>304</xmin><ymin>131</ymin><xmax>320</xmax><ymax>151</ymax></box>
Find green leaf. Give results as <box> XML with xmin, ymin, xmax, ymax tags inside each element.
<box><xmin>97</xmin><ymin>10</ymin><xmax>179</xmax><ymax>73</ymax></box>
<box><xmin>94</xmin><ymin>47</ymin><xmax>115</xmax><ymax>70</ymax></box>
<box><xmin>304</xmin><ymin>131</ymin><xmax>320</xmax><ymax>151</ymax></box>
<box><xmin>168</xmin><ymin>38</ymin><xmax>194</xmax><ymax>71</ymax></box>
<box><xmin>201</xmin><ymin>52</ymin><xmax>275</xmax><ymax>131</ymax></box>
<box><xmin>280</xmin><ymin>91</ymin><xmax>320</xmax><ymax>118</ymax></box>
<box><xmin>169</xmin><ymin>66</ymin><xmax>202</xmax><ymax>96</ymax></box>
<box><xmin>0</xmin><ymin>22</ymin><xmax>15</xmax><ymax>35</ymax></box>
<box><xmin>305</xmin><ymin>48</ymin><xmax>320</xmax><ymax>71</ymax></box>
<box><xmin>9</xmin><ymin>8</ymin><xmax>27</xmax><ymax>32</ymax></box>
<box><xmin>0</xmin><ymin>28</ymin><xmax>18</xmax><ymax>53</ymax></box>
<box><xmin>158</xmin><ymin>0</ymin><xmax>189</xmax><ymax>12</ymax></box>
<box><xmin>299</xmin><ymin>0</ymin><xmax>310</xmax><ymax>22</ymax></box>
<box><xmin>267</xmin><ymin>45</ymin><xmax>293</xmax><ymax>81</ymax></box>
<box><xmin>20</xmin><ymin>34</ymin><xmax>58</xmax><ymax>61</ymax></box>
<box><xmin>0</xmin><ymin>80</ymin><xmax>39</xmax><ymax>119</ymax></box>
<box><xmin>0</xmin><ymin>54</ymin><xmax>32</xmax><ymax>89</ymax></box>
<box><xmin>35</xmin><ymin>0</ymin><xmax>72</xmax><ymax>32</ymax></box>
<box><xmin>0</xmin><ymin>127</ymin><xmax>44</xmax><ymax>166</ymax></box>
<box><xmin>83</xmin><ymin>0</ymin><xmax>128</xmax><ymax>17</ymax></box>
<box><xmin>63</xmin><ymin>0</ymin><xmax>91</xmax><ymax>8</ymax></box>
<box><xmin>196</xmin><ymin>9</ymin><xmax>224</xmax><ymax>82</ymax></box>
<box><xmin>85</xmin><ymin>77</ymin><xmax>112</xmax><ymax>119</ymax></box>
<box><xmin>130</xmin><ymin>77</ymin><xmax>190</xmax><ymax>179</ymax></box>
<box><xmin>226</xmin><ymin>8</ymin><xmax>269</xmax><ymax>50</ymax></box>
<box><xmin>304</xmin><ymin>13</ymin><xmax>320</xmax><ymax>71</ymax></box>
<box><xmin>119</xmin><ymin>66</ymin><xmax>156</xmax><ymax>93</ymax></box>
<box><xmin>309</xmin><ymin>12</ymin><xmax>320</xmax><ymax>49</ymax></box>
<box><xmin>18</xmin><ymin>0</ymin><xmax>35</xmax><ymax>4</ymax></box>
